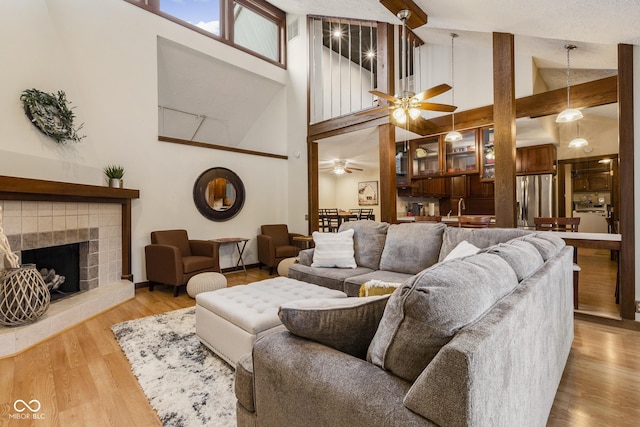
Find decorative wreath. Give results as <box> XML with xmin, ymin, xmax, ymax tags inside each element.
<box><xmin>20</xmin><ymin>88</ymin><xmax>85</xmax><ymax>144</ymax></box>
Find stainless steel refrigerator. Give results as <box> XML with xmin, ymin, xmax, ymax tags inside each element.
<box><xmin>516</xmin><ymin>174</ymin><xmax>555</xmax><ymax>228</ymax></box>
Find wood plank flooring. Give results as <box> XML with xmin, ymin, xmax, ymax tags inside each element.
<box><xmin>576</xmin><ymin>248</ymin><xmax>620</xmax><ymax>318</ymax></box>
<box><xmin>1</xmin><ymin>267</ymin><xmax>640</xmax><ymax>426</ymax></box>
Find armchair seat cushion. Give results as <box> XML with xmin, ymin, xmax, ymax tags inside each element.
<box><xmin>182</xmin><ymin>255</ymin><xmax>216</xmax><ymax>274</ymax></box>
<box><xmin>275</xmin><ymin>245</ymin><xmax>298</xmax><ymax>258</ymax></box>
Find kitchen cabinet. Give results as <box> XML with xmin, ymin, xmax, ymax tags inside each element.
<box><xmin>469</xmin><ymin>174</ymin><xmax>494</xmax><ymax>197</ymax></box>
<box><xmin>572</xmin><ymin>171</ymin><xmax>611</xmax><ymax>192</ymax></box>
<box><xmin>516</xmin><ymin>144</ymin><xmax>557</xmax><ymax>175</ymax></box>
<box><xmin>480</xmin><ymin>127</ymin><xmax>495</xmax><ymax>181</ymax></box>
<box><xmin>396</xmin><ymin>142</ymin><xmax>410</xmax><ymax>186</ymax></box>
<box><xmin>412</xmin><ymin>137</ymin><xmax>441</xmax><ymax>178</ymax></box>
<box><xmin>448</xmin><ymin>175</ymin><xmax>468</xmax><ymax>198</ymax></box>
<box><xmin>422</xmin><ymin>177</ymin><xmax>447</xmax><ymax>197</ymax></box>
<box><xmin>444</xmin><ymin>130</ymin><xmax>478</xmax><ymax>175</ymax></box>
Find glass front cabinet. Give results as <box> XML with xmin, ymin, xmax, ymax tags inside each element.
<box><xmin>412</xmin><ymin>137</ymin><xmax>441</xmax><ymax>177</ymax></box>
<box><xmin>444</xmin><ymin>129</ymin><xmax>478</xmax><ymax>175</ymax></box>
<box><xmin>480</xmin><ymin>127</ymin><xmax>495</xmax><ymax>181</ymax></box>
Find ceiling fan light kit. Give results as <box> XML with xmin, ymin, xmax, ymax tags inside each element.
<box><xmin>556</xmin><ymin>44</ymin><xmax>583</xmax><ymax>123</ymax></box>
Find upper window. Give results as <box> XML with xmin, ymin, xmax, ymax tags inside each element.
<box><xmin>126</xmin><ymin>0</ymin><xmax>285</xmax><ymax>67</ymax></box>
<box><xmin>160</xmin><ymin>0</ymin><xmax>221</xmax><ymax>36</ymax></box>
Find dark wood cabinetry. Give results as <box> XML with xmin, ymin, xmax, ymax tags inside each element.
<box><xmin>469</xmin><ymin>174</ymin><xmax>494</xmax><ymax>197</ymax></box>
<box><xmin>516</xmin><ymin>144</ymin><xmax>557</xmax><ymax>175</ymax></box>
<box><xmin>572</xmin><ymin>171</ymin><xmax>611</xmax><ymax>192</ymax></box>
<box><xmin>448</xmin><ymin>175</ymin><xmax>468</xmax><ymax>198</ymax></box>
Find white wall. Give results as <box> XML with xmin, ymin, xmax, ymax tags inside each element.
<box><xmin>0</xmin><ymin>0</ymin><xmax>306</xmax><ymax>280</ymax></box>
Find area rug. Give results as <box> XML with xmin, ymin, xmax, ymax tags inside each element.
<box><xmin>111</xmin><ymin>307</ymin><xmax>236</xmax><ymax>427</ymax></box>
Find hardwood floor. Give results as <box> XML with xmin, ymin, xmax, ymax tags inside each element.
<box><xmin>2</xmin><ymin>267</ymin><xmax>640</xmax><ymax>426</ymax></box>
<box><xmin>576</xmin><ymin>248</ymin><xmax>620</xmax><ymax>318</ymax></box>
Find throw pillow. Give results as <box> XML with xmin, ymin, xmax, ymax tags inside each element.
<box><xmin>311</xmin><ymin>229</ymin><xmax>357</xmax><ymax>268</ymax></box>
<box><xmin>367</xmin><ymin>253</ymin><xmax>519</xmax><ymax>382</ymax></box>
<box><xmin>279</xmin><ymin>295</ymin><xmax>390</xmax><ymax>359</ymax></box>
<box><xmin>442</xmin><ymin>240</ymin><xmax>480</xmax><ymax>261</ymax></box>
<box><xmin>359</xmin><ymin>279</ymin><xmax>402</xmax><ymax>297</ymax></box>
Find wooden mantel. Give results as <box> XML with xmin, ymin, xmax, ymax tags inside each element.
<box><xmin>0</xmin><ymin>175</ymin><xmax>140</xmax><ymax>281</ymax></box>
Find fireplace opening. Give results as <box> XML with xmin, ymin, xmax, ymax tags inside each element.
<box><xmin>21</xmin><ymin>243</ymin><xmax>81</xmax><ymax>302</ymax></box>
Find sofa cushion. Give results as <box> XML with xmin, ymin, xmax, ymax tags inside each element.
<box><xmin>379</xmin><ymin>223</ymin><xmax>446</xmax><ymax>274</ymax></box>
<box><xmin>311</xmin><ymin>229</ymin><xmax>357</xmax><ymax>268</ymax></box>
<box><xmin>339</xmin><ymin>220</ymin><xmax>389</xmax><ymax>270</ymax></box>
<box><xmin>288</xmin><ymin>263</ymin><xmax>374</xmax><ymax>293</ymax></box>
<box><xmin>482</xmin><ymin>240</ymin><xmax>544</xmax><ymax>281</ymax></box>
<box><xmin>279</xmin><ymin>295</ymin><xmax>390</xmax><ymax>360</ymax></box>
<box><xmin>439</xmin><ymin>227</ymin><xmax>532</xmax><ymax>262</ymax></box>
<box><xmin>182</xmin><ymin>255</ymin><xmax>215</xmax><ymax>274</ymax></box>
<box><xmin>368</xmin><ymin>252</ymin><xmax>519</xmax><ymax>382</ymax></box>
<box><xmin>517</xmin><ymin>232</ymin><xmax>566</xmax><ymax>261</ymax></box>
<box><xmin>443</xmin><ymin>240</ymin><xmax>480</xmax><ymax>261</ymax></box>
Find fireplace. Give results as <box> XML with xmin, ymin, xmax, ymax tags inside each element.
<box><xmin>0</xmin><ymin>175</ymin><xmax>139</xmax><ymax>357</ymax></box>
<box><xmin>21</xmin><ymin>243</ymin><xmax>84</xmax><ymax>302</ymax></box>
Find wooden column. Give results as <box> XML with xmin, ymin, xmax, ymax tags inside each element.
<box><xmin>379</xmin><ymin>123</ymin><xmax>396</xmax><ymax>223</ymax></box>
<box><xmin>617</xmin><ymin>43</ymin><xmax>635</xmax><ymax>320</ymax></box>
<box><xmin>492</xmin><ymin>33</ymin><xmax>517</xmax><ymax>228</ymax></box>
<box><xmin>307</xmin><ymin>139</ymin><xmax>319</xmax><ymax>234</ymax></box>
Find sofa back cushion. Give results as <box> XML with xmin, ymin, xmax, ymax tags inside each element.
<box><xmin>339</xmin><ymin>220</ymin><xmax>389</xmax><ymax>270</ymax></box>
<box><xmin>438</xmin><ymin>227</ymin><xmax>532</xmax><ymax>262</ymax></box>
<box><xmin>516</xmin><ymin>232</ymin><xmax>566</xmax><ymax>261</ymax></box>
<box><xmin>378</xmin><ymin>223</ymin><xmax>446</xmax><ymax>274</ymax></box>
<box><xmin>368</xmin><ymin>252</ymin><xmax>519</xmax><ymax>382</ymax></box>
<box><xmin>482</xmin><ymin>240</ymin><xmax>544</xmax><ymax>281</ymax></box>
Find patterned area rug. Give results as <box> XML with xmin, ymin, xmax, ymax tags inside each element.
<box><xmin>111</xmin><ymin>307</ymin><xmax>236</xmax><ymax>427</ymax></box>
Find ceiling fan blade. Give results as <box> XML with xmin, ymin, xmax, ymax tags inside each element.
<box><xmin>418</xmin><ymin>103</ymin><xmax>458</xmax><ymax>113</ymax></box>
<box><xmin>355</xmin><ymin>106</ymin><xmax>392</xmax><ymax>116</ymax></box>
<box><xmin>346</xmin><ymin>167</ymin><xmax>363</xmax><ymax>171</ymax></box>
<box><xmin>345</xmin><ymin>169</ymin><xmax>353</xmax><ymax>173</ymax></box>
<box><xmin>412</xmin><ymin>84</ymin><xmax>452</xmax><ymax>102</ymax></box>
<box><xmin>369</xmin><ymin>90</ymin><xmax>399</xmax><ymax>103</ymax></box>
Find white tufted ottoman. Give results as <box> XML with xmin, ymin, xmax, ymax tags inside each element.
<box><xmin>195</xmin><ymin>276</ymin><xmax>346</xmax><ymax>367</ymax></box>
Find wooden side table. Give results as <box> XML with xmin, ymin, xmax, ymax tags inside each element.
<box><xmin>211</xmin><ymin>237</ymin><xmax>250</xmax><ymax>275</ymax></box>
<box><xmin>292</xmin><ymin>235</ymin><xmax>314</xmax><ymax>249</ymax></box>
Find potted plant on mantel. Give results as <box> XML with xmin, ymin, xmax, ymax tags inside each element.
<box><xmin>104</xmin><ymin>164</ymin><xmax>125</xmax><ymax>188</ymax></box>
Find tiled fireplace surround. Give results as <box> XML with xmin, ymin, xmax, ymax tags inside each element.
<box><xmin>0</xmin><ymin>177</ymin><xmax>138</xmax><ymax>357</ymax></box>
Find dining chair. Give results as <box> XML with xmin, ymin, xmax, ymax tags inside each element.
<box><xmin>533</xmin><ymin>217</ymin><xmax>580</xmax><ymax>232</ymax></box>
<box><xmin>534</xmin><ymin>217</ymin><xmax>581</xmax><ymax>309</ymax></box>
<box><xmin>318</xmin><ymin>209</ymin><xmax>330</xmax><ymax>232</ymax></box>
<box><xmin>458</xmin><ymin>216</ymin><xmax>491</xmax><ymax>228</ymax></box>
<box><xmin>324</xmin><ymin>208</ymin><xmax>340</xmax><ymax>232</ymax></box>
<box><xmin>358</xmin><ymin>208</ymin><xmax>373</xmax><ymax>220</ymax></box>
<box><xmin>414</xmin><ymin>215</ymin><xmax>442</xmax><ymax>222</ymax></box>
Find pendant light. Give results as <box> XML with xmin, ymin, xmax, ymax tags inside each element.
<box><xmin>556</xmin><ymin>44</ymin><xmax>583</xmax><ymax>123</ymax></box>
<box><xmin>568</xmin><ymin>120</ymin><xmax>588</xmax><ymax>148</ymax></box>
<box><xmin>444</xmin><ymin>33</ymin><xmax>462</xmax><ymax>142</ymax></box>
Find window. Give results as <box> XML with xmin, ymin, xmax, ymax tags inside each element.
<box><xmin>125</xmin><ymin>0</ymin><xmax>285</xmax><ymax>66</ymax></box>
<box><xmin>233</xmin><ymin>2</ymin><xmax>278</xmax><ymax>62</ymax></box>
<box><xmin>160</xmin><ymin>0</ymin><xmax>221</xmax><ymax>36</ymax></box>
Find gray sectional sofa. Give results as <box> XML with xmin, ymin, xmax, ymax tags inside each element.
<box><xmin>236</xmin><ymin>222</ymin><xmax>574</xmax><ymax>426</ymax></box>
<box><xmin>289</xmin><ymin>220</ymin><xmax>532</xmax><ymax>296</ymax></box>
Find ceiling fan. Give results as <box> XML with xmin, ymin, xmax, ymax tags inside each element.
<box><xmin>358</xmin><ymin>10</ymin><xmax>457</xmax><ymax>123</ymax></box>
<box><xmin>320</xmin><ymin>160</ymin><xmax>364</xmax><ymax>175</ymax></box>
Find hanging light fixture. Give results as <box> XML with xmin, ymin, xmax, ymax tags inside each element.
<box><xmin>568</xmin><ymin>120</ymin><xmax>588</xmax><ymax>148</ymax></box>
<box><xmin>556</xmin><ymin>44</ymin><xmax>583</xmax><ymax>123</ymax></box>
<box><xmin>444</xmin><ymin>33</ymin><xmax>462</xmax><ymax>142</ymax></box>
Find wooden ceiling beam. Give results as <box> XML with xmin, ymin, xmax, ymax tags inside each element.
<box><xmin>409</xmin><ymin>75</ymin><xmax>618</xmax><ymax>136</ymax></box>
<box><xmin>379</xmin><ymin>0</ymin><xmax>428</xmax><ymax>29</ymax></box>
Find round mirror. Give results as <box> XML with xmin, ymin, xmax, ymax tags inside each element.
<box><xmin>193</xmin><ymin>167</ymin><xmax>245</xmax><ymax>221</ymax></box>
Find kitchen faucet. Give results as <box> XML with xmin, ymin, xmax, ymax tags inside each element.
<box><xmin>458</xmin><ymin>197</ymin><xmax>466</xmax><ymax>216</ymax></box>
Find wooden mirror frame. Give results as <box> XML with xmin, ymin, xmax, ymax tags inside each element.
<box><xmin>193</xmin><ymin>167</ymin><xmax>245</xmax><ymax>221</ymax></box>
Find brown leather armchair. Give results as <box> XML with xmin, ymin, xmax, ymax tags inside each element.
<box><xmin>145</xmin><ymin>229</ymin><xmax>220</xmax><ymax>296</ymax></box>
<box><xmin>257</xmin><ymin>224</ymin><xmax>302</xmax><ymax>275</ymax></box>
